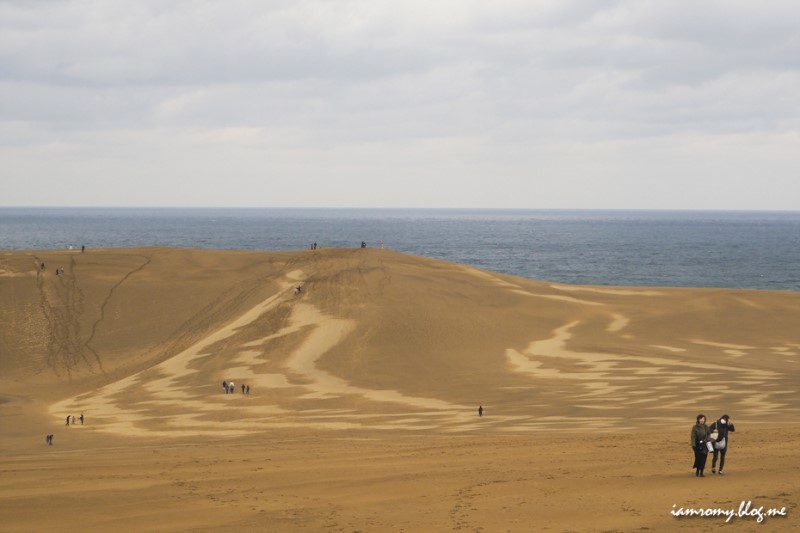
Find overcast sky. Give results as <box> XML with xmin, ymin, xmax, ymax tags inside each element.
<box><xmin>1</xmin><ymin>0</ymin><xmax>798</xmax><ymax>209</ymax></box>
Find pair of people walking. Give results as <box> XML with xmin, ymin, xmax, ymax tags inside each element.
<box><xmin>691</xmin><ymin>414</ymin><xmax>735</xmax><ymax>477</ymax></box>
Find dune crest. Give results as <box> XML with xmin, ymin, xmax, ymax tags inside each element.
<box><xmin>0</xmin><ymin>247</ymin><xmax>797</xmax><ymax>437</ymax></box>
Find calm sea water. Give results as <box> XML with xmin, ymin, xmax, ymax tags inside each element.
<box><xmin>1</xmin><ymin>208</ymin><xmax>798</xmax><ymax>291</ymax></box>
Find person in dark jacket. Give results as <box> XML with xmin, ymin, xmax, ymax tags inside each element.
<box><xmin>709</xmin><ymin>414</ymin><xmax>735</xmax><ymax>475</ymax></box>
<box><xmin>690</xmin><ymin>414</ymin><xmax>709</xmax><ymax>477</ymax></box>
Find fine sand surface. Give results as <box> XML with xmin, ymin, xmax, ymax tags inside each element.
<box><xmin>1</xmin><ymin>247</ymin><xmax>798</xmax><ymax>531</ymax></box>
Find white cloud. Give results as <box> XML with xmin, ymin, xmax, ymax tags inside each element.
<box><xmin>0</xmin><ymin>0</ymin><xmax>798</xmax><ymax>208</ymax></box>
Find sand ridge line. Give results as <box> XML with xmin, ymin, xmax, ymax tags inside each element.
<box><xmin>549</xmin><ymin>284</ymin><xmax>665</xmax><ymax>296</ymax></box>
<box><xmin>461</xmin><ymin>265</ymin><xmax>609</xmax><ymax>307</ymax></box>
<box><xmin>689</xmin><ymin>339</ymin><xmax>755</xmax><ymax>357</ymax></box>
<box><xmin>512</xmin><ymin>290</ymin><xmax>605</xmax><ymax>306</ymax></box>
<box><xmin>649</xmin><ymin>345</ymin><xmax>686</xmax><ymax>353</ymax></box>
<box><xmin>456</xmin><ymin>265</ymin><xmax>521</xmax><ymax>290</ymax></box>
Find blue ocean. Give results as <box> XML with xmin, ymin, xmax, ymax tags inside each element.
<box><xmin>1</xmin><ymin>208</ymin><xmax>798</xmax><ymax>291</ymax></box>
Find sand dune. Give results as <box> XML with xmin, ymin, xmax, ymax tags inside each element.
<box><xmin>1</xmin><ymin>247</ymin><xmax>798</xmax><ymax>531</ymax></box>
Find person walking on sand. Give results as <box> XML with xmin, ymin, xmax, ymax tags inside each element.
<box><xmin>246</xmin><ymin>385</ymin><xmax>250</xmax><ymax>395</ymax></box>
<box><xmin>709</xmin><ymin>414</ymin><xmax>735</xmax><ymax>475</ymax></box>
<box><xmin>478</xmin><ymin>405</ymin><xmax>483</xmax><ymax>417</ymax></box>
<box><xmin>79</xmin><ymin>413</ymin><xmax>84</xmax><ymax>425</ymax></box>
<box><xmin>242</xmin><ymin>383</ymin><xmax>245</xmax><ymax>394</ymax></box>
<box><xmin>66</xmin><ymin>415</ymin><xmax>70</xmax><ymax>426</ymax></box>
<box><xmin>691</xmin><ymin>414</ymin><xmax>710</xmax><ymax>477</ymax></box>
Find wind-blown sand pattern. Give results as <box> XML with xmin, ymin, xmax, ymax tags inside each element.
<box><xmin>1</xmin><ymin>247</ymin><xmax>798</xmax><ymax>531</ymax></box>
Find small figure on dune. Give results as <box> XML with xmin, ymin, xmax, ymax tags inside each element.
<box><xmin>478</xmin><ymin>405</ymin><xmax>483</xmax><ymax>417</ymax></box>
<box><xmin>79</xmin><ymin>413</ymin><xmax>84</xmax><ymax>425</ymax></box>
<box><xmin>66</xmin><ymin>415</ymin><xmax>70</xmax><ymax>426</ymax></box>
<box><xmin>246</xmin><ymin>385</ymin><xmax>250</xmax><ymax>395</ymax></box>
<box><xmin>241</xmin><ymin>383</ymin><xmax>245</xmax><ymax>394</ymax></box>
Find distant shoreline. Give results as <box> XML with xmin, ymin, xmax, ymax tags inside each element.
<box><xmin>2</xmin><ymin>208</ymin><xmax>798</xmax><ymax>291</ymax></box>
<box><xmin>2</xmin><ymin>206</ymin><xmax>799</xmax><ymax>214</ymax></box>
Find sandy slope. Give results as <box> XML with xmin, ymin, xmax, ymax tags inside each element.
<box><xmin>1</xmin><ymin>247</ymin><xmax>798</xmax><ymax>531</ymax></box>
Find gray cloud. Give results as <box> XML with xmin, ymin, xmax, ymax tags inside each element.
<box><xmin>0</xmin><ymin>0</ymin><xmax>798</xmax><ymax>208</ymax></box>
